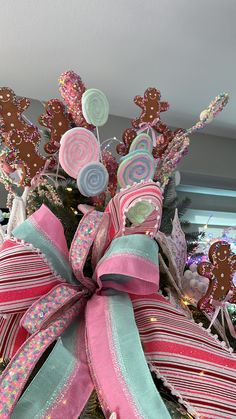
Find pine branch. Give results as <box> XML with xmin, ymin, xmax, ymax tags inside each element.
<box><xmin>80</xmin><ymin>391</ymin><xmax>105</xmax><ymax>419</ymax></box>
<box><xmin>177</xmin><ymin>197</ymin><xmax>191</xmax><ymax>218</ymax></box>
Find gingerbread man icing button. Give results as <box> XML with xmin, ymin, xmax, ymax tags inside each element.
<box><xmin>132</xmin><ymin>87</ymin><xmax>169</xmax><ymax>128</ymax></box>
<box><xmin>197</xmin><ymin>241</ymin><xmax>236</xmax><ymax>311</ymax></box>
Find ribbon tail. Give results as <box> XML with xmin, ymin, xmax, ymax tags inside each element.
<box><xmin>150</xmin><ymin>127</ymin><xmax>157</xmax><ymax>147</ymax></box>
<box><xmin>207</xmin><ymin>294</ymin><xmax>236</xmax><ymax>342</ymax></box>
<box><xmin>207</xmin><ymin>306</ymin><xmax>221</xmax><ymax>332</ymax></box>
<box><xmin>86</xmin><ymin>292</ymin><xmax>170</xmax><ymax>419</ymax></box>
<box><xmin>12</xmin><ymin>317</ymin><xmax>94</xmax><ymax>419</ymax></box>
<box><xmin>0</xmin><ymin>298</ymin><xmax>84</xmax><ymax>418</ymax></box>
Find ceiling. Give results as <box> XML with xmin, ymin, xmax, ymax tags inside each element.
<box><xmin>1</xmin><ymin>0</ymin><xmax>236</xmax><ymax>138</ymax></box>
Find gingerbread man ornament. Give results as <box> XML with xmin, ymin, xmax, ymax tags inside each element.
<box><xmin>132</xmin><ymin>87</ymin><xmax>169</xmax><ymax>128</ymax></box>
<box><xmin>0</xmin><ymin>87</ymin><xmax>35</xmax><ymax>138</ymax></box>
<box><xmin>4</xmin><ymin>129</ymin><xmax>47</xmax><ymax>186</ymax></box>
<box><xmin>39</xmin><ymin>99</ymin><xmax>72</xmax><ymax>154</ymax></box>
<box><xmin>197</xmin><ymin>241</ymin><xmax>236</xmax><ymax>311</ymax></box>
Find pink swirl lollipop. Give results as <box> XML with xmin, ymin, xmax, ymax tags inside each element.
<box><xmin>59</xmin><ymin>127</ymin><xmax>99</xmax><ymax>178</ymax></box>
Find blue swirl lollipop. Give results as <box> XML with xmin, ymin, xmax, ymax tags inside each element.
<box><xmin>77</xmin><ymin>161</ymin><xmax>109</xmax><ymax>197</ymax></box>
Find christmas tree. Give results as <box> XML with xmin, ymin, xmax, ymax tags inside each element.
<box><xmin>0</xmin><ymin>71</ymin><xmax>235</xmax><ymax>419</ymax></box>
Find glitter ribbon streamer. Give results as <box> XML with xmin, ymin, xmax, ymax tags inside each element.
<box><xmin>157</xmin><ymin>92</ymin><xmax>229</xmax><ymax>188</ymax></box>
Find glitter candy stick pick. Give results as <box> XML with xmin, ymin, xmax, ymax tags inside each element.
<box><xmin>158</xmin><ymin>92</ymin><xmax>229</xmax><ymax>188</ymax></box>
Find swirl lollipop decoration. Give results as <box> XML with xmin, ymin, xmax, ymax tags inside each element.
<box><xmin>127</xmin><ymin>200</ymin><xmax>155</xmax><ymax>225</ymax></box>
<box><xmin>117</xmin><ymin>150</ymin><xmax>155</xmax><ymax>189</ymax></box>
<box><xmin>77</xmin><ymin>162</ymin><xmax>108</xmax><ymax>197</ymax></box>
<box><xmin>58</xmin><ymin>80</ymin><xmax>111</xmax><ymax>197</ymax></box>
<box><xmin>129</xmin><ymin>133</ymin><xmax>153</xmax><ymax>154</ymax></box>
<box><xmin>82</xmin><ymin>88</ymin><xmax>109</xmax><ymax>127</ymax></box>
<box><xmin>59</xmin><ymin>127</ymin><xmax>109</xmax><ymax>197</ymax></box>
<box><xmin>59</xmin><ymin>127</ymin><xmax>99</xmax><ymax>179</ymax></box>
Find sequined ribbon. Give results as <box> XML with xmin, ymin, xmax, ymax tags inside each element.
<box><xmin>69</xmin><ymin>205</ymin><xmax>103</xmax><ymax>291</ymax></box>
<box><xmin>12</xmin><ymin>317</ymin><xmax>93</xmax><ymax>419</ymax></box>
<box><xmin>0</xmin><ymin>286</ymin><xmax>86</xmax><ymax>418</ymax></box>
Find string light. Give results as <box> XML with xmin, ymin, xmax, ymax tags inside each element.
<box><xmin>70</xmin><ymin>207</ymin><xmax>78</xmax><ymax>215</ymax></box>
<box><xmin>66</xmin><ymin>187</ymin><xmax>72</xmax><ymax>192</ymax></box>
<box><xmin>150</xmin><ymin>317</ymin><xmax>157</xmax><ymax>322</ymax></box>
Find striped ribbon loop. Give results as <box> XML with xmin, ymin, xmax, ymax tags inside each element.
<box><xmin>131</xmin><ymin>293</ymin><xmax>236</xmax><ymax>419</ymax></box>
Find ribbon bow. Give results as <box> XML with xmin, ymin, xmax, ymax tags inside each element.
<box><xmin>138</xmin><ymin>122</ymin><xmax>158</xmax><ymax>147</ymax></box>
<box><xmin>0</xmin><ymin>190</ymin><xmax>170</xmax><ymax>418</ymax></box>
